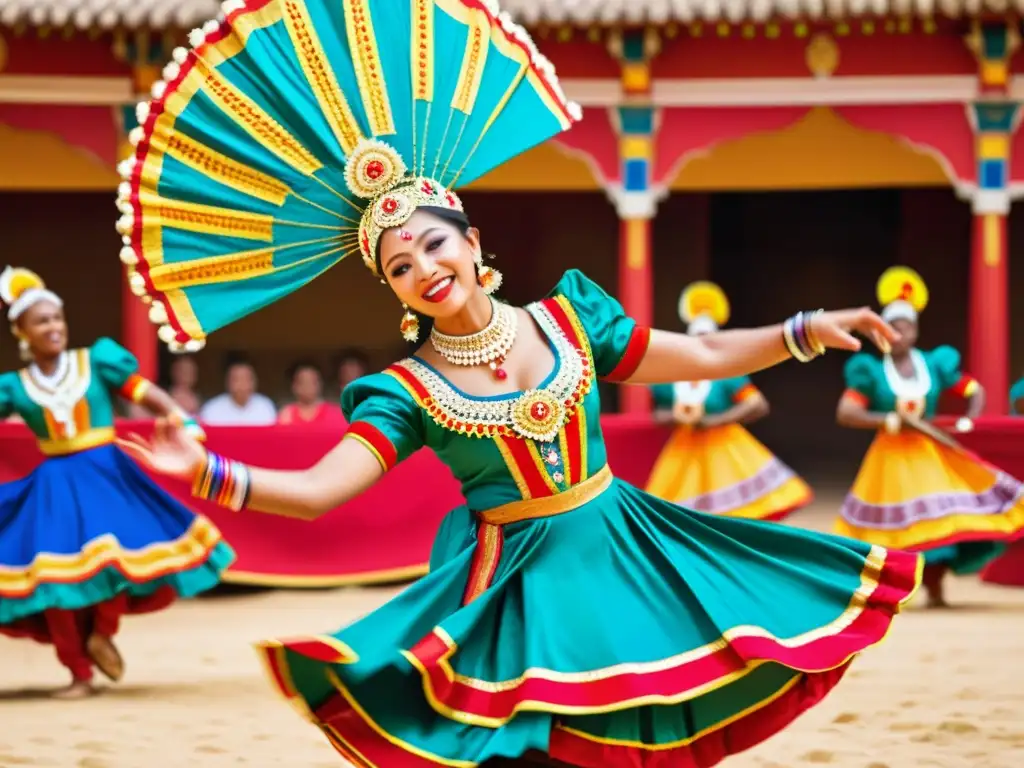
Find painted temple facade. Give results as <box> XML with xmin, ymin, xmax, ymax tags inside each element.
<box><xmin>1</xmin><ymin>2</ymin><xmax>1021</xmax><ymax>412</ymax></box>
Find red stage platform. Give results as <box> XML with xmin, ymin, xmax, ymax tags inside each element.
<box><xmin>939</xmin><ymin>417</ymin><xmax>1024</xmax><ymax>588</ymax></box>
<box><xmin>0</xmin><ymin>416</ymin><xmax>672</xmax><ymax>588</ymax></box>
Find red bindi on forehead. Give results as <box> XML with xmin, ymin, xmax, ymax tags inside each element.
<box><xmin>399</xmin><ymin>230</ymin><xmax>414</xmax><ymax>241</ymax></box>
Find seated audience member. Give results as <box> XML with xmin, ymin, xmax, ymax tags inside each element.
<box><xmin>168</xmin><ymin>354</ymin><xmax>203</xmax><ymax>416</ymax></box>
<box><xmin>278</xmin><ymin>360</ymin><xmax>347</xmax><ymax>428</ymax></box>
<box><xmin>334</xmin><ymin>348</ymin><xmax>370</xmax><ymax>396</ymax></box>
<box><xmin>199</xmin><ymin>357</ymin><xmax>277</xmax><ymax>426</ymax></box>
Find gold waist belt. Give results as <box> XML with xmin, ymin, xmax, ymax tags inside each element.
<box><xmin>477</xmin><ymin>465</ymin><xmax>614</xmax><ymax>525</ymax></box>
<box><xmin>38</xmin><ymin>427</ymin><xmax>116</xmax><ymax>456</ymax></box>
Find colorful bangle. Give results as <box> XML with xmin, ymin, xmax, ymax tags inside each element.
<box><xmin>783</xmin><ymin>315</ymin><xmax>813</xmax><ymax>363</ymax></box>
<box><xmin>783</xmin><ymin>311</ymin><xmax>825</xmax><ymax>363</ymax></box>
<box><xmin>803</xmin><ymin>309</ymin><xmax>826</xmax><ymax>356</ymax></box>
<box><xmin>191</xmin><ymin>451</ymin><xmax>251</xmax><ymax>511</ymax></box>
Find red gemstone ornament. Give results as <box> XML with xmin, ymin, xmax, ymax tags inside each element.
<box><xmin>530</xmin><ymin>402</ymin><xmax>549</xmax><ymax>421</ymax></box>
<box><xmin>365</xmin><ymin>160</ymin><xmax>385</xmax><ymax>179</ymax></box>
<box><xmin>399</xmin><ymin>230</ymin><xmax>414</xmax><ymax>241</ymax></box>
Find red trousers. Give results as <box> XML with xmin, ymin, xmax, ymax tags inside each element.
<box><xmin>2</xmin><ymin>586</ymin><xmax>175</xmax><ymax>682</ymax></box>
<box><xmin>44</xmin><ymin>595</ymin><xmax>127</xmax><ymax>681</ymax></box>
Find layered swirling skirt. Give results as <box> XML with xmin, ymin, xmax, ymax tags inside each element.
<box><xmin>257</xmin><ymin>479</ymin><xmax>919</xmax><ymax>768</ymax></box>
<box><xmin>645</xmin><ymin>424</ymin><xmax>812</xmax><ymax>522</ymax></box>
<box><xmin>0</xmin><ymin>443</ymin><xmax>234</xmax><ymax>639</ymax></box>
<box><xmin>835</xmin><ymin>431</ymin><xmax>1024</xmax><ymax>573</ymax></box>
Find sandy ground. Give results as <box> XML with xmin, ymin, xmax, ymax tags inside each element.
<box><xmin>2</xmin><ymin>499</ymin><xmax>1023</xmax><ymax>768</ymax></box>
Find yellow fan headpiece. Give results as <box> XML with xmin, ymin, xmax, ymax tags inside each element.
<box><xmin>679</xmin><ymin>281</ymin><xmax>729</xmax><ymax>334</ymax></box>
<box><xmin>0</xmin><ymin>266</ymin><xmax>63</xmax><ymax>323</ymax></box>
<box><xmin>877</xmin><ymin>266</ymin><xmax>928</xmax><ymax>324</ymax></box>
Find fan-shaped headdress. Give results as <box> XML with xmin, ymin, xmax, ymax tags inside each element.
<box><xmin>877</xmin><ymin>266</ymin><xmax>928</xmax><ymax>325</ymax></box>
<box><xmin>116</xmin><ymin>0</ymin><xmax>581</xmax><ymax>351</ymax></box>
<box><xmin>678</xmin><ymin>281</ymin><xmax>729</xmax><ymax>336</ymax></box>
<box><xmin>0</xmin><ymin>267</ymin><xmax>63</xmax><ymax>325</ymax></box>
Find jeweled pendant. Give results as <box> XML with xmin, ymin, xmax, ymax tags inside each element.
<box><xmin>489</xmin><ymin>357</ymin><xmax>508</xmax><ymax>381</ymax></box>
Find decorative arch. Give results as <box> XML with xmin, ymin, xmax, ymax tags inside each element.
<box><xmin>662</xmin><ymin>106</ymin><xmax>968</xmax><ymax>192</ymax></box>
<box><xmin>0</xmin><ymin>122</ymin><xmax>119</xmax><ymax>190</ymax></box>
<box><xmin>466</xmin><ymin>140</ymin><xmax>603</xmax><ymax>192</ymax></box>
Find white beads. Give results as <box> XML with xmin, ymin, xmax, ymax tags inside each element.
<box><xmin>148</xmin><ymin>301</ymin><xmax>168</xmax><ymax>325</ymax></box>
<box><xmin>119</xmin><ymin>246</ymin><xmax>139</xmax><ymax>266</ymax></box>
<box><xmin>128</xmin><ymin>271</ymin><xmax>147</xmax><ymax>296</ymax></box>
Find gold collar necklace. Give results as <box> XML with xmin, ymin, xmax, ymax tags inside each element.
<box><xmin>430</xmin><ymin>298</ymin><xmax>518</xmax><ymax>381</ymax></box>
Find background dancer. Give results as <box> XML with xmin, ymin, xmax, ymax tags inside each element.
<box><xmin>0</xmin><ymin>267</ymin><xmax>234</xmax><ymax>699</ymax></box>
<box><xmin>647</xmin><ymin>281</ymin><xmax>813</xmax><ymax>520</ymax></box>
<box><xmin>835</xmin><ymin>265</ymin><xmax>1024</xmax><ymax>608</ymax></box>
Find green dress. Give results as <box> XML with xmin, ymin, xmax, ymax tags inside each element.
<box><xmin>257</xmin><ymin>271</ymin><xmax>921</xmax><ymax>768</ymax></box>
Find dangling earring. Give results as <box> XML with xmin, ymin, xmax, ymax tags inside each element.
<box><xmin>475</xmin><ymin>254</ymin><xmax>503</xmax><ymax>296</ymax></box>
<box><xmin>399</xmin><ymin>304</ymin><xmax>420</xmax><ymax>342</ymax></box>
<box><xmin>18</xmin><ymin>337</ymin><xmax>30</xmax><ymax>362</ymax></box>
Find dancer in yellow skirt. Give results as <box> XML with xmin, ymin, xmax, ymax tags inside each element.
<box><xmin>646</xmin><ymin>282</ymin><xmax>813</xmax><ymax>521</ymax></box>
<box><xmin>835</xmin><ymin>266</ymin><xmax>1024</xmax><ymax>607</ymax></box>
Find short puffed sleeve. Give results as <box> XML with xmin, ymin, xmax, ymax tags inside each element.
<box><xmin>725</xmin><ymin>375</ymin><xmax>760</xmax><ymax>403</ymax></box>
<box><xmin>843</xmin><ymin>353</ymin><xmax>878</xmax><ymax>408</ymax></box>
<box><xmin>341</xmin><ymin>372</ymin><xmax>425</xmax><ymax>472</ymax></box>
<box><xmin>551</xmin><ymin>269</ymin><xmax>650</xmax><ymax>381</ymax></box>
<box><xmin>91</xmin><ymin>337</ymin><xmax>150</xmax><ymax>402</ymax></box>
<box><xmin>651</xmin><ymin>384</ymin><xmax>675</xmax><ymax>410</ymax></box>
<box><xmin>1010</xmin><ymin>378</ymin><xmax>1024</xmax><ymax>415</ymax></box>
<box><xmin>0</xmin><ymin>373</ymin><xmax>16</xmax><ymax>420</ymax></box>
<box><xmin>928</xmin><ymin>345</ymin><xmax>975</xmax><ymax>396</ymax></box>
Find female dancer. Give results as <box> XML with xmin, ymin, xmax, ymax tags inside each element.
<box><xmin>0</xmin><ymin>267</ymin><xmax>233</xmax><ymax>698</ymax></box>
<box><xmin>646</xmin><ymin>281</ymin><xmax>813</xmax><ymax>520</ymax></box>
<box><xmin>835</xmin><ymin>266</ymin><xmax>1024</xmax><ymax>607</ymax></box>
<box><xmin>117</xmin><ymin>2</ymin><xmax>918</xmax><ymax>764</ymax></box>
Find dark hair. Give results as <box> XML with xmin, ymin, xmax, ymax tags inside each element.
<box><xmin>287</xmin><ymin>359</ymin><xmax>322</xmax><ymax>384</ymax></box>
<box><xmin>332</xmin><ymin>348</ymin><xmax>371</xmax><ymax>370</ymax></box>
<box><xmin>374</xmin><ymin>206</ymin><xmax>482</xmax><ymax>352</ymax></box>
<box><xmin>222</xmin><ymin>352</ymin><xmax>254</xmax><ymax>376</ymax></box>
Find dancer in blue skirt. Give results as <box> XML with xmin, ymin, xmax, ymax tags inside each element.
<box><xmin>0</xmin><ymin>267</ymin><xmax>234</xmax><ymax>699</ymax></box>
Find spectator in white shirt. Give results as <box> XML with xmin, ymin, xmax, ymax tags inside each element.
<box><xmin>199</xmin><ymin>359</ymin><xmax>277</xmax><ymax>426</ymax></box>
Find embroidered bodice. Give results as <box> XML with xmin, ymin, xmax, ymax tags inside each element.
<box><xmin>0</xmin><ymin>338</ymin><xmax>146</xmax><ymax>453</ymax></box>
<box><xmin>651</xmin><ymin>377</ymin><xmax>760</xmax><ymax>420</ymax></box>
<box><xmin>342</xmin><ymin>271</ymin><xmax>650</xmax><ymax>513</ymax></box>
<box><xmin>843</xmin><ymin>346</ymin><xmax>973</xmax><ymax>418</ymax></box>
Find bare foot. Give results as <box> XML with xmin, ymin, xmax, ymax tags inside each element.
<box><xmin>86</xmin><ymin>634</ymin><xmax>125</xmax><ymax>682</ymax></box>
<box><xmin>53</xmin><ymin>680</ymin><xmax>94</xmax><ymax>700</ymax></box>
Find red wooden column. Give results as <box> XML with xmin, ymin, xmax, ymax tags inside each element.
<box><xmin>968</xmin><ymin>197</ymin><xmax>1010</xmax><ymax>414</ymax></box>
<box><xmin>965</xmin><ymin>22</ymin><xmax>1019</xmax><ymax>414</ymax></box>
<box><xmin>610</xmin><ymin>29</ymin><xmax>660</xmax><ymax>414</ymax></box>
<box><xmin>119</xmin><ymin>61</ymin><xmax>159</xmax><ymax>382</ymax></box>
<box><xmin>121</xmin><ymin>268</ymin><xmax>158</xmax><ymax>382</ymax></box>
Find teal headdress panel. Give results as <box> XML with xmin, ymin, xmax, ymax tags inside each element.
<box><xmin>117</xmin><ymin>0</ymin><xmax>580</xmax><ymax>351</ymax></box>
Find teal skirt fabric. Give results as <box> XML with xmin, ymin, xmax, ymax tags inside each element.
<box><xmin>257</xmin><ymin>480</ymin><xmax>921</xmax><ymax>768</ymax></box>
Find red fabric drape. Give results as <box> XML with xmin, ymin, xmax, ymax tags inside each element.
<box><xmin>0</xmin><ymin>416</ymin><xmax>672</xmax><ymax>588</ymax></box>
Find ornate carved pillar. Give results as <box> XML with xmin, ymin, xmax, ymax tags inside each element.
<box><xmin>608</xmin><ymin>29</ymin><xmax>661</xmax><ymax>414</ymax></box>
<box><xmin>965</xmin><ymin>22</ymin><xmax>1020</xmax><ymax>414</ymax></box>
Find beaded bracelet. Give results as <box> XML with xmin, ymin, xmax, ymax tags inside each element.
<box><xmin>783</xmin><ymin>310</ymin><xmax>826</xmax><ymax>363</ymax></box>
<box><xmin>191</xmin><ymin>451</ymin><xmax>252</xmax><ymax>512</ymax></box>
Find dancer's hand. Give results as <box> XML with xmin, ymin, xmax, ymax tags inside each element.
<box><xmin>811</xmin><ymin>308</ymin><xmax>900</xmax><ymax>353</ymax></box>
<box><xmin>117</xmin><ymin>416</ymin><xmax>206</xmax><ymax>481</ymax></box>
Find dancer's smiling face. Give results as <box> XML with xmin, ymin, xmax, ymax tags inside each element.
<box><xmin>377</xmin><ymin>208</ymin><xmax>482</xmax><ymax>320</ymax></box>
<box><xmin>17</xmin><ymin>300</ymin><xmax>67</xmax><ymax>359</ymax></box>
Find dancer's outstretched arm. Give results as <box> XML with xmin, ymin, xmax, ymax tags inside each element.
<box><xmin>118</xmin><ymin>420</ymin><xmax>384</xmax><ymax>521</ymax></box>
<box><xmin>628</xmin><ymin>308</ymin><xmax>897</xmax><ymax>385</ymax></box>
